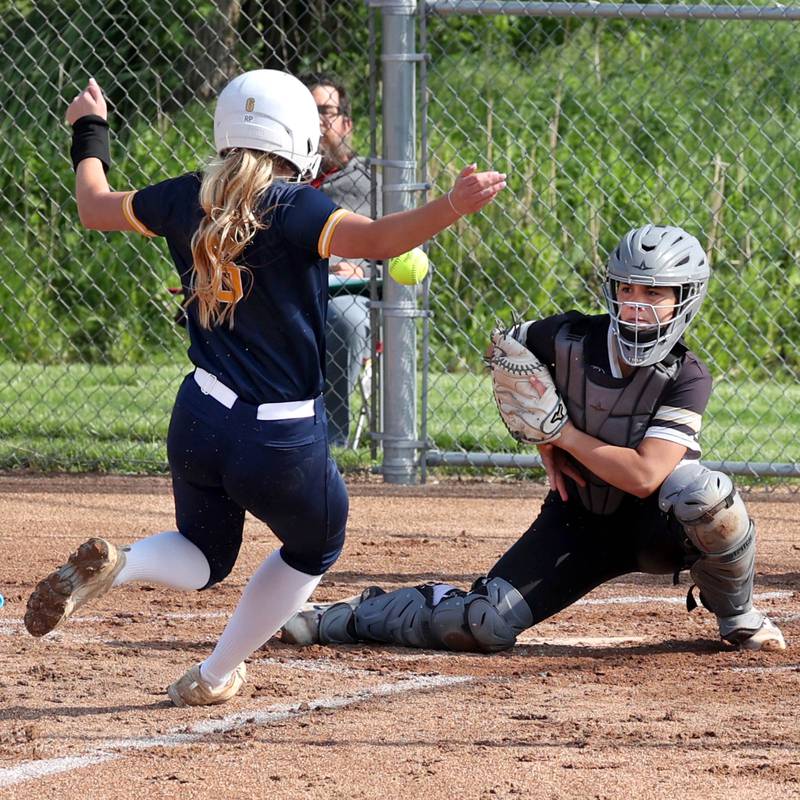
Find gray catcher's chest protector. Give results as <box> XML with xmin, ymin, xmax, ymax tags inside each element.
<box><xmin>554</xmin><ymin>321</ymin><xmax>680</xmax><ymax>515</ymax></box>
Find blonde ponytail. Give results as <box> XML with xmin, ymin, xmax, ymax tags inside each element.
<box><xmin>190</xmin><ymin>148</ymin><xmax>277</xmax><ymax>328</ymax></box>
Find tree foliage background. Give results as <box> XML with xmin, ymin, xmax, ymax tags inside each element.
<box><xmin>1</xmin><ymin>1</ymin><xmax>798</xmax><ymax>384</ymax></box>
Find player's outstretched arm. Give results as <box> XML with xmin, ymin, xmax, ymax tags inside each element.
<box><xmin>328</xmin><ymin>164</ymin><xmax>506</xmax><ymax>260</ymax></box>
<box><xmin>67</xmin><ymin>79</ymin><xmax>135</xmax><ymax>232</ymax></box>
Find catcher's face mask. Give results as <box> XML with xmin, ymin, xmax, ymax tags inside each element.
<box><xmin>604</xmin><ymin>224</ymin><xmax>710</xmax><ymax>366</ymax></box>
<box><xmin>616</xmin><ymin>283</ymin><xmax>677</xmax><ymax>326</ymax></box>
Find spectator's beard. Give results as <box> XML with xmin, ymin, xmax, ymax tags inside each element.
<box><xmin>319</xmin><ymin>139</ymin><xmax>354</xmax><ymax>174</ymax></box>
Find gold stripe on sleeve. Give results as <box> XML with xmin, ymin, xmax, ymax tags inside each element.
<box><xmin>317</xmin><ymin>208</ymin><xmax>350</xmax><ymax>258</ymax></box>
<box><xmin>122</xmin><ymin>191</ymin><xmax>157</xmax><ymax>237</ymax></box>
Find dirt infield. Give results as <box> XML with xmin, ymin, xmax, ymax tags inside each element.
<box><xmin>0</xmin><ymin>474</ymin><xmax>798</xmax><ymax>800</ymax></box>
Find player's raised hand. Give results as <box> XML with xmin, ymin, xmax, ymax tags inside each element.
<box><xmin>448</xmin><ymin>164</ymin><xmax>506</xmax><ymax>216</ymax></box>
<box><xmin>66</xmin><ymin>78</ymin><xmax>107</xmax><ymax>126</ymax></box>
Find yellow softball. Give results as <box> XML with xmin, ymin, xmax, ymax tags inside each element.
<box><xmin>388</xmin><ymin>247</ymin><xmax>429</xmax><ymax>285</ymax></box>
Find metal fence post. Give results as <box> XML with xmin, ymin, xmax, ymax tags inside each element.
<box><xmin>376</xmin><ymin>0</ymin><xmax>422</xmax><ymax>484</ymax></box>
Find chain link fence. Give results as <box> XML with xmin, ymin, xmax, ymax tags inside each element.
<box><xmin>1</xmin><ymin>1</ymin><xmax>798</xmax><ymax>480</ymax></box>
<box><xmin>0</xmin><ymin>0</ymin><xmax>374</xmax><ymax>470</ymax></box>
<box><xmin>419</xmin><ymin>1</ymin><xmax>800</xmax><ymax>479</ymax></box>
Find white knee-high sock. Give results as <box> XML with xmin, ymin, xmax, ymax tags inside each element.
<box><xmin>200</xmin><ymin>550</ymin><xmax>322</xmax><ymax>686</ymax></box>
<box><xmin>112</xmin><ymin>531</ymin><xmax>210</xmax><ymax>590</ymax></box>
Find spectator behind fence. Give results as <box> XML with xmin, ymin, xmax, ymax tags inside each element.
<box><xmin>302</xmin><ymin>73</ymin><xmax>380</xmax><ymax>448</ymax></box>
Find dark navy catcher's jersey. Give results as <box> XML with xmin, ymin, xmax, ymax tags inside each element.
<box><xmin>522</xmin><ymin>311</ymin><xmax>712</xmax><ymax>459</ymax></box>
<box><xmin>125</xmin><ymin>174</ymin><xmax>348</xmax><ymax>404</ymax></box>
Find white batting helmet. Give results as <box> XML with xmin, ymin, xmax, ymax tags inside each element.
<box><xmin>213</xmin><ymin>70</ymin><xmax>322</xmax><ymax>178</ymax></box>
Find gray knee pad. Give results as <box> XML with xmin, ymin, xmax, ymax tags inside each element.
<box><xmin>430</xmin><ymin>577</ymin><xmax>534</xmax><ymax>653</ymax></box>
<box><xmin>353</xmin><ymin>586</ymin><xmax>438</xmax><ymax>648</ymax></box>
<box><xmin>659</xmin><ymin>463</ymin><xmax>758</xmax><ymax>625</ymax></box>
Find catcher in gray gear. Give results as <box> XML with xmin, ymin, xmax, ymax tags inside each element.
<box><xmin>281</xmin><ymin>224</ymin><xmax>786</xmax><ymax>655</ymax></box>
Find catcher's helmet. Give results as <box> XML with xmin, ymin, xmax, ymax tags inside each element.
<box><xmin>603</xmin><ymin>224</ymin><xmax>709</xmax><ymax>366</ymax></box>
<box><xmin>213</xmin><ymin>70</ymin><xmax>321</xmax><ymax>179</ymax></box>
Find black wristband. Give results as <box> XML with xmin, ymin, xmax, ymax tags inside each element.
<box><xmin>70</xmin><ymin>114</ymin><xmax>111</xmax><ymax>173</ymax></box>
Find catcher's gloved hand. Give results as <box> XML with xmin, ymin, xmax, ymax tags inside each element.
<box><xmin>485</xmin><ymin>328</ymin><xmax>568</xmax><ymax>445</ymax></box>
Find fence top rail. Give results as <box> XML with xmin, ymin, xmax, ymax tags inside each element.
<box><xmin>421</xmin><ymin>1</ymin><xmax>800</xmax><ymax>20</ymax></box>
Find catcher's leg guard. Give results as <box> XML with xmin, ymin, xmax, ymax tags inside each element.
<box><xmin>430</xmin><ymin>577</ymin><xmax>534</xmax><ymax>653</ymax></box>
<box><xmin>353</xmin><ymin>585</ymin><xmax>439</xmax><ymax>648</ymax></box>
<box><xmin>347</xmin><ymin>579</ymin><xmax>534</xmax><ymax>652</ymax></box>
<box><xmin>659</xmin><ymin>463</ymin><xmax>763</xmax><ymax>640</ymax></box>
<box><xmin>315</xmin><ymin>587</ymin><xmax>385</xmax><ymax>645</ymax></box>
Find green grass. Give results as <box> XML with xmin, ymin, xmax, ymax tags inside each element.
<box><xmin>1</xmin><ymin>363</ymin><xmax>797</xmax><ymax>473</ymax></box>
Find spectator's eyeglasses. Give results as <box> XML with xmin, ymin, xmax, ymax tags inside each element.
<box><xmin>317</xmin><ymin>105</ymin><xmax>344</xmax><ymax>120</ymax></box>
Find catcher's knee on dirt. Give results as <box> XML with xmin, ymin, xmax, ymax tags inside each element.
<box><xmin>659</xmin><ymin>463</ymin><xmax>760</xmax><ymax>631</ymax></box>
<box><xmin>429</xmin><ymin>577</ymin><xmax>534</xmax><ymax>653</ymax></box>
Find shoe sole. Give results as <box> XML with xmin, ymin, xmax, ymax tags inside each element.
<box><xmin>24</xmin><ymin>538</ymin><xmax>119</xmax><ymax>637</ymax></box>
<box><xmin>167</xmin><ymin>683</ymin><xmax>189</xmax><ymax>708</ymax></box>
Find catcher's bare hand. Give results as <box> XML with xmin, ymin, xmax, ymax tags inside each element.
<box><xmin>486</xmin><ymin>328</ymin><xmax>568</xmax><ymax>445</ymax></box>
<box><xmin>66</xmin><ymin>78</ymin><xmax>107</xmax><ymax>126</ymax></box>
<box><xmin>448</xmin><ymin>164</ymin><xmax>506</xmax><ymax>215</ymax></box>
<box><xmin>538</xmin><ymin>443</ymin><xmax>586</xmax><ymax>501</ymax></box>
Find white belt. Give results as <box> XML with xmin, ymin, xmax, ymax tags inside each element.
<box><xmin>193</xmin><ymin>368</ymin><xmax>315</xmax><ymax>420</ymax></box>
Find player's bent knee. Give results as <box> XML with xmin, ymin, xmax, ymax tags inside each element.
<box><xmin>431</xmin><ymin>577</ymin><xmax>534</xmax><ymax>653</ymax></box>
<box><xmin>661</xmin><ymin>463</ymin><xmax>757</xmax><ymax>621</ymax></box>
<box><xmin>659</xmin><ymin>463</ymin><xmax>750</xmax><ymax>554</ymax></box>
<box><xmin>198</xmin><ymin>547</ymin><xmax>241</xmax><ymax>589</ymax></box>
<box><xmin>280</xmin><ymin>538</ymin><xmax>345</xmax><ymax>577</ymax></box>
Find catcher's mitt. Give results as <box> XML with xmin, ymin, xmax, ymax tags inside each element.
<box><xmin>485</xmin><ymin>328</ymin><xmax>568</xmax><ymax>445</ymax></box>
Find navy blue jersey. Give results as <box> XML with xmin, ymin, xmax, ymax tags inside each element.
<box><xmin>521</xmin><ymin>311</ymin><xmax>712</xmax><ymax>458</ymax></box>
<box><xmin>124</xmin><ymin>175</ymin><xmax>348</xmax><ymax>404</ymax></box>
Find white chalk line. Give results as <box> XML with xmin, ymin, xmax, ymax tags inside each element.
<box><xmin>517</xmin><ymin>633</ymin><xmax>649</xmax><ymax>646</ymax></box>
<box><xmin>0</xmin><ymin>609</ymin><xmax>227</xmax><ymax>628</ymax></box>
<box><xmin>0</xmin><ymin>671</ymin><xmax>472</xmax><ymax>789</ymax></box>
<box><xmin>573</xmin><ymin>590</ymin><xmax>794</xmax><ymax>607</ymax></box>
<box><xmin>730</xmin><ymin>664</ymin><xmax>800</xmax><ymax>674</ymax></box>
<box><xmin>0</xmin><ymin>609</ymin><xmax>228</xmax><ymax>637</ymax></box>
<box><xmin>2</xmin><ymin>591</ymin><xmax>795</xmax><ymax>649</ymax></box>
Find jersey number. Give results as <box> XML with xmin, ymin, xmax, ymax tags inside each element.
<box><xmin>217</xmin><ymin>264</ymin><xmax>244</xmax><ymax>304</ymax></box>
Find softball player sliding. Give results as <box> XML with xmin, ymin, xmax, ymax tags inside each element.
<box><xmin>282</xmin><ymin>226</ymin><xmax>786</xmax><ymax>655</ymax></box>
<box><xmin>24</xmin><ymin>70</ymin><xmax>506</xmax><ymax>707</ymax></box>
